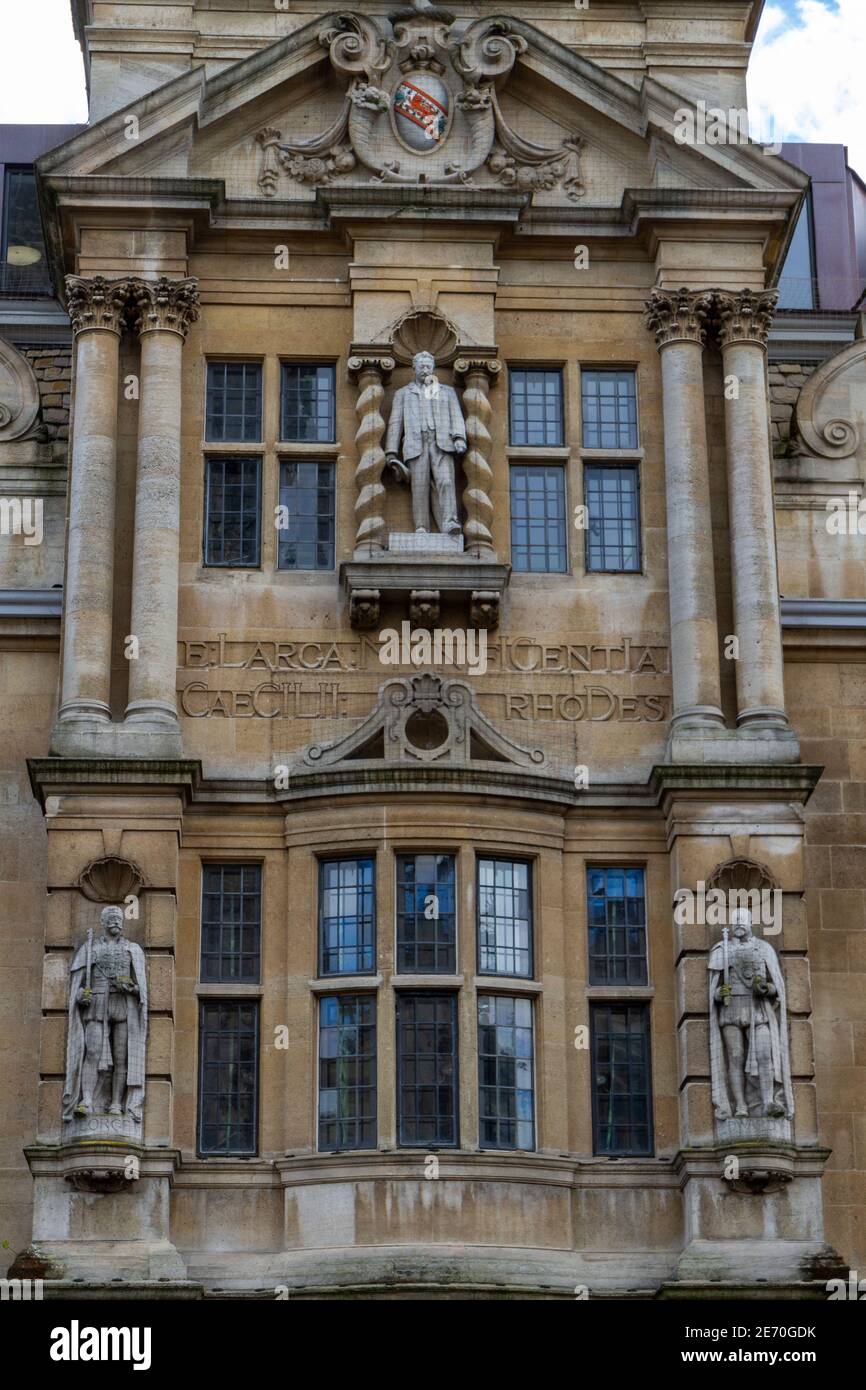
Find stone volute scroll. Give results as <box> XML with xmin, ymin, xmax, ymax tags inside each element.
<box><xmin>62</xmin><ymin>904</ymin><xmax>148</xmax><ymax>1143</ymax></box>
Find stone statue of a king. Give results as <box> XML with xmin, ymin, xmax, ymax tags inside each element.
<box><xmin>62</xmin><ymin>904</ymin><xmax>148</xmax><ymax>1132</ymax></box>
<box><xmin>384</xmin><ymin>350</ymin><xmax>467</xmax><ymax>537</ymax></box>
<box><xmin>707</xmin><ymin>907</ymin><xmax>793</xmax><ymax>1124</ymax></box>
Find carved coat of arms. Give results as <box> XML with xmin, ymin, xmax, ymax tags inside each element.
<box><xmin>256</xmin><ymin>12</ymin><xmax>585</xmax><ymax>198</ymax></box>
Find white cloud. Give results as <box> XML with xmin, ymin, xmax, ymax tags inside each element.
<box><xmin>0</xmin><ymin>0</ymin><xmax>87</xmax><ymax>123</ymax></box>
<box><xmin>749</xmin><ymin>0</ymin><xmax>866</xmax><ymax>178</ymax></box>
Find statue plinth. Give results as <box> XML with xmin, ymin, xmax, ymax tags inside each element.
<box><xmin>388</xmin><ymin>531</ymin><xmax>464</xmax><ymax>555</ymax></box>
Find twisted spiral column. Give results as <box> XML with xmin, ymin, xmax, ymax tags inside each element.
<box><xmin>455</xmin><ymin>355</ymin><xmax>501</xmax><ymax>556</ymax></box>
<box><xmin>349</xmin><ymin>353</ymin><xmax>394</xmax><ymax>555</ymax></box>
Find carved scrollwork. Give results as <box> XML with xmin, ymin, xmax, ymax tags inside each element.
<box><xmin>790</xmin><ymin>337</ymin><xmax>866</xmax><ymax>461</ymax></box>
<box><xmin>319</xmin><ymin>13</ymin><xmax>395</xmax><ymax>82</ymax></box>
<box><xmin>453</xmin><ymin>17</ymin><xmax>528</xmax><ymax>81</ymax></box>
<box><xmin>488</xmin><ymin>89</ymin><xmax>585</xmax><ymax>200</ymax></box>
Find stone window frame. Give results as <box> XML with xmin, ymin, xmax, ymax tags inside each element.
<box><xmin>505</xmin><ymin>360</ymin><xmax>573</xmax><ymax>576</ymax></box>
<box><xmin>476</xmin><ymin>855</ymin><xmax>534</xmax><ymax>980</ymax></box>
<box><xmin>586</xmin><ymin>863</ymin><xmax>649</xmax><ymax>987</ymax></box>
<box><xmin>395</xmin><ymin>850</ymin><xmax>459</xmax><ymax>975</ymax></box>
<box><xmin>199</xmin><ymin>861</ymin><xmax>263</xmax><ymax>984</ymax></box>
<box><xmin>577</xmin><ymin>362</ymin><xmax>645</xmax><ymax>577</ymax></box>
<box><xmin>276</xmin><ymin>456</ymin><xmax>337</xmax><ymax>572</ymax></box>
<box><xmin>202</xmin><ymin>452</ymin><xmax>263</xmax><ymax>569</ymax></box>
<box><xmin>317</xmin><ymin>854</ymin><xmax>378</xmax><ymax>978</ymax></box>
<box><xmin>395</xmin><ymin>990</ymin><xmax>461</xmax><ymax>1149</ymax></box>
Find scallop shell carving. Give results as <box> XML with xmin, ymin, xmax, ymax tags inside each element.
<box><xmin>77</xmin><ymin>856</ymin><xmax>144</xmax><ymax>903</ymax></box>
<box><xmin>707</xmin><ymin>858</ymin><xmax>777</xmax><ymax>894</ymax></box>
<box><xmin>390</xmin><ymin>309</ymin><xmax>460</xmax><ymax>365</ymax></box>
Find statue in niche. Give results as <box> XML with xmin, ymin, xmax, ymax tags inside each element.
<box><xmin>708</xmin><ymin>908</ymin><xmax>793</xmax><ymax>1122</ymax></box>
<box><xmin>384</xmin><ymin>350</ymin><xmax>466</xmax><ymax>536</ymax></box>
<box><xmin>62</xmin><ymin>905</ymin><xmax>148</xmax><ymax>1127</ymax></box>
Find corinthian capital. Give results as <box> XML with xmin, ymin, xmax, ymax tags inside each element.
<box><xmin>65</xmin><ymin>275</ymin><xmax>130</xmax><ymax>337</ymax></box>
<box><xmin>714</xmin><ymin>289</ymin><xmax>778</xmax><ymax>349</ymax></box>
<box><xmin>645</xmin><ymin>287</ymin><xmax>712</xmax><ymax>349</ymax></box>
<box><xmin>130</xmin><ymin>276</ymin><xmax>200</xmax><ymax>339</ymax></box>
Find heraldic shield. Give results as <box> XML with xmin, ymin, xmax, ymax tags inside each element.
<box><xmin>392</xmin><ymin>72</ymin><xmax>451</xmax><ymax>153</ymax></box>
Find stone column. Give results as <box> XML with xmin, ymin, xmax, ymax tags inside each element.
<box><xmin>58</xmin><ymin>275</ymin><xmax>129</xmax><ymax>726</ymax></box>
<box><xmin>349</xmin><ymin>351</ymin><xmax>394</xmax><ymax>556</ymax></box>
<box><xmin>645</xmin><ymin>289</ymin><xmax>724</xmax><ymax>730</ymax></box>
<box><xmin>124</xmin><ymin>277</ymin><xmax>199</xmax><ymax>730</ymax></box>
<box><xmin>716</xmin><ymin>290</ymin><xmax>789</xmax><ymax>730</ymax></box>
<box><xmin>454</xmin><ymin>354</ymin><xmax>501</xmax><ymax>557</ymax></box>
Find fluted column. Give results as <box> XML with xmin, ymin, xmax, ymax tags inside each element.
<box><xmin>716</xmin><ymin>289</ymin><xmax>789</xmax><ymax>729</ymax></box>
<box><xmin>349</xmin><ymin>352</ymin><xmax>394</xmax><ymax>556</ymax></box>
<box><xmin>455</xmin><ymin>354</ymin><xmax>501</xmax><ymax>557</ymax></box>
<box><xmin>124</xmin><ymin>277</ymin><xmax>199</xmax><ymax>728</ymax></box>
<box><xmin>58</xmin><ymin>275</ymin><xmax>129</xmax><ymax>726</ymax></box>
<box><xmin>646</xmin><ymin>288</ymin><xmax>724</xmax><ymax>730</ymax></box>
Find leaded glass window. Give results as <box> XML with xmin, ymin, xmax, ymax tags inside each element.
<box><xmin>585</xmin><ymin>464</ymin><xmax>640</xmax><ymax>572</ymax></box>
<box><xmin>478</xmin><ymin>995</ymin><xmax>535</xmax><ymax>1150</ymax></box>
<box><xmin>319</xmin><ymin>857</ymin><xmax>376</xmax><ymax>976</ymax></box>
<box><xmin>510</xmin><ymin>464</ymin><xmax>568</xmax><ymax>572</ymax></box>
<box><xmin>396</xmin><ymin>854</ymin><xmax>456</xmax><ymax>974</ymax></box>
<box><xmin>198</xmin><ymin>1001</ymin><xmax>259</xmax><ymax>1155</ymax></box>
<box><xmin>318</xmin><ymin>994</ymin><xmax>377</xmax><ymax>1151</ymax></box>
<box><xmin>477</xmin><ymin>858</ymin><xmax>532</xmax><ymax>977</ymax></box>
<box><xmin>203</xmin><ymin>456</ymin><xmax>261</xmax><ymax>566</ymax></box>
<box><xmin>200</xmin><ymin>864</ymin><xmax>262</xmax><ymax>983</ymax></box>
<box><xmin>205</xmin><ymin>362</ymin><xmax>262</xmax><ymax>442</ymax></box>
<box><xmin>587</xmin><ymin>866</ymin><xmax>648</xmax><ymax>985</ymax></box>
<box><xmin>591</xmin><ymin>1003</ymin><xmax>653</xmax><ymax>1156</ymax></box>
<box><xmin>396</xmin><ymin>993</ymin><xmax>458</xmax><ymax>1147</ymax></box>
<box><xmin>277</xmin><ymin>460</ymin><xmax>335</xmax><ymax>570</ymax></box>
<box><xmin>280</xmin><ymin>364</ymin><xmax>335</xmax><ymax>442</ymax></box>
<box><xmin>581</xmin><ymin>369</ymin><xmax>637</xmax><ymax>449</ymax></box>
<box><xmin>509</xmin><ymin>368</ymin><xmax>564</xmax><ymax>447</ymax></box>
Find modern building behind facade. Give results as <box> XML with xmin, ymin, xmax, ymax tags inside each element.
<box><xmin>1</xmin><ymin>0</ymin><xmax>865</xmax><ymax>1297</ymax></box>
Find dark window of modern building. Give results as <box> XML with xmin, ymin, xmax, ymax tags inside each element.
<box><xmin>477</xmin><ymin>995</ymin><xmax>535</xmax><ymax>1151</ymax></box>
<box><xmin>319</xmin><ymin>857</ymin><xmax>376</xmax><ymax>976</ymax></box>
<box><xmin>477</xmin><ymin>857</ymin><xmax>532</xmax><ymax>977</ymax></box>
<box><xmin>198</xmin><ymin>1000</ymin><xmax>259</xmax><ymax>1155</ymax></box>
<box><xmin>318</xmin><ymin>994</ymin><xmax>377</xmax><ymax>1151</ymax></box>
<box><xmin>200</xmin><ymin>864</ymin><xmax>262</xmax><ymax>983</ymax></box>
<box><xmin>587</xmin><ymin>866</ymin><xmax>648</xmax><ymax>986</ymax></box>
<box><xmin>205</xmin><ymin>362</ymin><xmax>262</xmax><ymax>442</ymax></box>
<box><xmin>585</xmin><ymin>464</ymin><xmax>641</xmax><ymax>572</ymax></box>
<box><xmin>777</xmin><ymin>191</ymin><xmax>817</xmax><ymax>310</ymax></box>
<box><xmin>396</xmin><ymin>993</ymin><xmax>459</xmax><ymax>1147</ymax></box>
<box><xmin>580</xmin><ymin>369</ymin><xmax>638</xmax><ymax>450</ymax></box>
<box><xmin>509</xmin><ymin>368</ymin><xmax>564</xmax><ymax>447</ymax></box>
<box><xmin>277</xmin><ymin>460</ymin><xmax>336</xmax><ymax>570</ymax></box>
<box><xmin>1</xmin><ymin>166</ymin><xmax>51</xmax><ymax>295</ymax></box>
<box><xmin>203</xmin><ymin>456</ymin><xmax>261</xmax><ymax>567</ymax></box>
<box><xmin>396</xmin><ymin>853</ymin><xmax>457</xmax><ymax>974</ymax></box>
<box><xmin>280</xmin><ymin>364</ymin><xmax>336</xmax><ymax>442</ymax></box>
<box><xmin>591</xmin><ymin>1003</ymin><xmax>653</xmax><ymax>1156</ymax></box>
<box><xmin>509</xmin><ymin>464</ymin><xmax>568</xmax><ymax>573</ymax></box>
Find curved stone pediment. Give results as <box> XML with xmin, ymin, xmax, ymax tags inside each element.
<box><xmin>299</xmin><ymin>671</ymin><xmax>546</xmax><ymax>769</ymax></box>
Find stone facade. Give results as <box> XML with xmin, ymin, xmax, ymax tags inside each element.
<box><xmin>0</xmin><ymin>0</ymin><xmax>864</xmax><ymax>1297</ymax></box>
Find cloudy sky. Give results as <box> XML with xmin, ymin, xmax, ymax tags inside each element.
<box><xmin>0</xmin><ymin>0</ymin><xmax>864</xmax><ymax>176</ymax></box>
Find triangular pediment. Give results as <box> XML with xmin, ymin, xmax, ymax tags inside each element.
<box><xmin>38</xmin><ymin>11</ymin><xmax>807</xmax><ymax>219</ymax></box>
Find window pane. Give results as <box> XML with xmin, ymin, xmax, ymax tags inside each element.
<box><xmin>200</xmin><ymin>864</ymin><xmax>262</xmax><ymax>983</ymax></box>
<box><xmin>585</xmin><ymin>464</ymin><xmax>640</xmax><ymax>572</ymax></box>
<box><xmin>1</xmin><ymin>167</ymin><xmax>51</xmax><ymax>295</ymax></box>
<box><xmin>205</xmin><ymin>362</ymin><xmax>262</xmax><ymax>442</ymax></box>
<box><xmin>591</xmin><ymin>1004</ymin><xmax>653</xmax><ymax>1156</ymax></box>
<box><xmin>777</xmin><ymin>193</ymin><xmax>816</xmax><ymax>310</ymax></box>
<box><xmin>510</xmin><ymin>464</ymin><xmax>567</xmax><ymax>572</ymax></box>
<box><xmin>198</xmin><ymin>1001</ymin><xmax>259</xmax><ymax>1155</ymax></box>
<box><xmin>204</xmin><ymin>456</ymin><xmax>261</xmax><ymax>566</ymax></box>
<box><xmin>397</xmin><ymin>993</ymin><xmax>458</xmax><ymax>1146</ymax></box>
<box><xmin>581</xmin><ymin>370</ymin><xmax>637</xmax><ymax>450</ymax></box>
<box><xmin>477</xmin><ymin>858</ymin><xmax>532</xmax><ymax>977</ymax></box>
<box><xmin>509</xmin><ymin>368</ymin><xmax>563</xmax><ymax>447</ymax></box>
<box><xmin>277</xmin><ymin>460</ymin><xmax>335</xmax><ymax>570</ymax></box>
<box><xmin>396</xmin><ymin>853</ymin><xmax>456</xmax><ymax>974</ymax></box>
<box><xmin>318</xmin><ymin>994</ymin><xmax>377</xmax><ymax>1151</ymax></box>
<box><xmin>586</xmin><ymin>865</ymin><xmax>647</xmax><ymax>986</ymax></box>
<box><xmin>319</xmin><ymin>858</ymin><xmax>376</xmax><ymax>975</ymax></box>
<box><xmin>280</xmin><ymin>364</ymin><xmax>336</xmax><ymax>442</ymax></box>
<box><xmin>477</xmin><ymin>995</ymin><xmax>535</xmax><ymax>1150</ymax></box>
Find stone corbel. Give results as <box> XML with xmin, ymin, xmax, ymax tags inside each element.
<box><xmin>454</xmin><ymin>353</ymin><xmax>501</xmax><ymax>557</ymax></box>
<box><xmin>349</xmin><ymin>588</ymin><xmax>381</xmax><ymax>630</ymax></box>
<box><xmin>470</xmin><ymin>590</ymin><xmax>500</xmax><ymax>629</ymax></box>
<box><xmin>409</xmin><ymin>589</ymin><xmax>440</xmax><ymax>628</ymax></box>
<box><xmin>348</xmin><ymin>350</ymin><xmax>396</xmax><ymax>556</ymax></box>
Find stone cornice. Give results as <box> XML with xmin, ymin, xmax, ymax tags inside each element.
<box><xmin>130</xmin><ymin>276</ymin><xmax>201</xmax><ymax>339</ymax></box>
<box><xmin>715</xmin><ymin>288</ymin><xmax>778</xmax><ymax>348</ymax></box>
<box><xmin>645</xmin><ymin>287</ymin><xmax>712</xmax><ymax>348</ymax></box>
<box><xmin>64</xmin><ymin>274</ymin><xmax>129</xmax><ymax>337</ymax></box>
